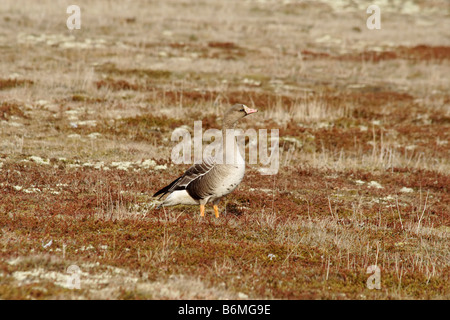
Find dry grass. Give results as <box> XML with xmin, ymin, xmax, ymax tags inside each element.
<box><xmin>0</xmin><ymin>0</ymin><xmax>449</xmax><ymax>299</ymax></box>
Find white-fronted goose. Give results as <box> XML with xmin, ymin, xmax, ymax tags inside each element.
<box><xmin>153</xmin><ymin>104</ymin><xmax>258</xmax><ymax>217</ymax></box>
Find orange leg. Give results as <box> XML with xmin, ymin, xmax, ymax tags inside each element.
<box><xmin>200</xmin><ymin>204</ymin><xmax>205</xmax><ymax>217</ymax></box>
<box><xmin>213</xmin><ymin>205</ymin><xmax>219</xmax><ymax>218</ymax></box>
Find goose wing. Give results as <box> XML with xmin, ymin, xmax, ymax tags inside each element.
<box><xmin>153</xmin><ymin>157</ymin><xmax>216</xmax><ymax>199</ymax></box>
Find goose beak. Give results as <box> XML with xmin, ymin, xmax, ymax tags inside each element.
<box><xmin>243</xmin><ymin>105</ymin><xmax>258</xmax><ymax>115</ymax></box>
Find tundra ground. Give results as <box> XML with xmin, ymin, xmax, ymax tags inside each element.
<box><xmin>0</xmin><ymin>0</ymin><xmax>448</xmax><ymax>299</ymax></box>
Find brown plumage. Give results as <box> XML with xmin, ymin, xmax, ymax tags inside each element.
<box><xmin>153</xmin><ymin>104</ymin><xmax>258</xmax><ymax>217</ymax></box>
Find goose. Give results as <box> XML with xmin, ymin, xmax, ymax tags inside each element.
<box><xmin>153</xmin><ymin>104</ymin><xmax>258</xmax><ymax>217</ymax></box>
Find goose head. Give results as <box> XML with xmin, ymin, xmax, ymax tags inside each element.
<box><xmin>223</xmin><ymin>104</ymin><xmax>258</xmax><ymax>129</ymax></box>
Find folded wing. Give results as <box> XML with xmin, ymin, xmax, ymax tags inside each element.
<box><xmin>153</xmin><ymin>157</ymin><xmax>216</xmax><ymax>199</ymax></box>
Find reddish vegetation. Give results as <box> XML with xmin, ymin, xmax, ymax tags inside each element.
<box><xmin>0</xmin><ymin>102</ymin><xmax>27</xmax><ymax>120</ymax></box>
<box><xmin>2</xmin><ymin>159</ymin><xmax>448</xmax><ymax>300</ymax></box>
<box><xmin>208</xmin><ymin>41</ymin><xmax>239</xmax><ymax>49</ymax></box>
<box><xmin>301</xmin><ymin>50</ymin><xmax>331</xmax><ymax>60</ymax></box>
<box><xmin>0</xmin><ymin>78</ymin><xmax>33</xmax><ymax>90</ymax></box>
<box><xmin>397</xmin><ymin>45</ymin><xmax>450</xmax><ymax>61</ymax></box>
<box><xmin>95</xmin><ymin>79</ymin><xmax>141</xmax><ymax>91</ymax></box>
<box><xmin>301</xmin><ymin>46</ymin><xmax>450</xmax><ymax>62</ymax></box>
<box><xmin>146</xmin><ymin>89</ymin><xmax>216</xmax><ymax>105</ymax></box>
